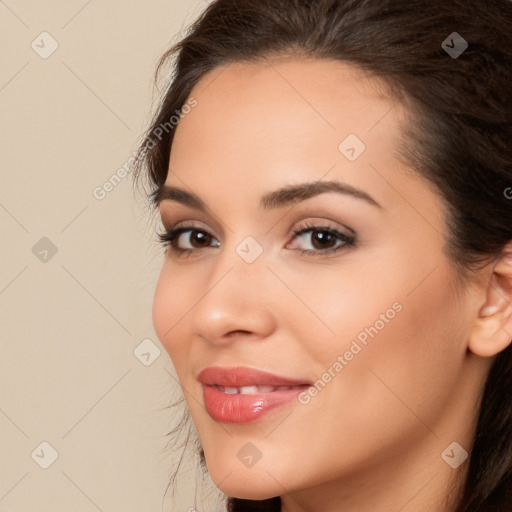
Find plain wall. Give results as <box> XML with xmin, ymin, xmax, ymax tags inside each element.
<box><xmin>0</xmin><ymin>1</ymin><xmax>224</xmax><ymax>510</ymax></box>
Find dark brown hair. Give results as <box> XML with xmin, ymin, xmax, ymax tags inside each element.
<box><xmin>133</xmin><ymin>1</ymin><xmax>512</xmax><ymax>511</ymax></box>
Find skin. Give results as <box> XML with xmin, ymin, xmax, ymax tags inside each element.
<box><xmin>152</xmin><ymin>57</ymin><xmax>512</xmax><ymax>512</ymax></box>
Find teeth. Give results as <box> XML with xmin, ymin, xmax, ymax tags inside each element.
<box><xmin>239</xmin><ymin>386</ymin><xmax>259</xmax><ymax>394</ymax></box>
<box><xmin>216</xmin><ymin>385</ymin><xmax>298</xmax><ymax>394</ymax></box>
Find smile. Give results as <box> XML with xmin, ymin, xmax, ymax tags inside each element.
<box><xmin>215</xmin><ymin>385</ymin><xmax>301</xmax><ymax>394</ymax></box>
<box><xmin>198</xmin><ymin>366</ymin><xmax>312</xmax><ymax>423</ymax></box>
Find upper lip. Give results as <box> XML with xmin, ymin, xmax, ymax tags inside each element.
<box><xmin>198</xmin><ymin>366</ymin><xmax>312</xmax><ymax>387</ymax></box>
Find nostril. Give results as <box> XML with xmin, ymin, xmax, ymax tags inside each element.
<box><xmin>226</xmin><ymin>330</ymin><xmax>253</xmax><ymax>337</ymax></box>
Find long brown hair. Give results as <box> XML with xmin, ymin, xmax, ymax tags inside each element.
<box><xmin>133</xmin><ymin>1</ymin><xmax>512</xmax><ymax>510</ymax></box>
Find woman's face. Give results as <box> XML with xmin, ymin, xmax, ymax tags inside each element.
<box><xmin>152</xmin><ymin>58</ymin><xmax>484</xmax><ymax>505</ymax></box>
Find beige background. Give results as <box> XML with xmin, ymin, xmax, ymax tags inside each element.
<box><xmin>0</xmin><ymin>1</ymin><xmax>225</xmax><ymax>510</ymax></box>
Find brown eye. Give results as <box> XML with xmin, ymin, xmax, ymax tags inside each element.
<box><xmin>158</xmin><ymin>227</ymin><xmax>220</xmax><ymax>256</ymax></box>
<box><xmin>182</xmin><ymin>230</ymin><xmax>213</xmax><ymax>249</ymax></box>
<box><xmin>308</xmin><ymin>230</ymin><xmax>338</xmax><ymax>250</ymax></box>
<box><xmin>172</xmin><ymin>229</ymin><xmax>220</xmax><ymax>250</ymax></box>
<box><xmin>288</xmin><ymin>222</ymin><xmax>356</xmax><ymax>256</ymax></box>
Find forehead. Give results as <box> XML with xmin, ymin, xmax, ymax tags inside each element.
<box><xmin>187</xmin><ymin>56</ymin><xmax>400</xmax><ymax>130</ymax></box>
<box><xmin>169</xmin><ymin>56</ymin><xmax>407</xmax><ymax>170</ymax></box>
<box><xmin>195</xmin><ymin>55</ymin><xmax>395</xmax><ymax>104</ymax></box>
<box><xmin>166</xmin><ymin>57</ymin><xmax>421</xmax><ymax>214</ymax></box>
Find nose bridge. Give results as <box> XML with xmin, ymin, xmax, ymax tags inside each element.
<box><xmin>189</xmin><ymin>235</ymin><xmax>276</xmax><ymax>343</ymax></box>
<box><xmin>210</xmin><ymin>229</ymin><xmax>271</xmax><ymax>293</ymax></box>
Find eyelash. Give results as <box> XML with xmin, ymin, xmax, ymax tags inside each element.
<box><xmin>157</xmin><ymin>221</ymin><xmax>356</xmax><ymax>258</ymax></box>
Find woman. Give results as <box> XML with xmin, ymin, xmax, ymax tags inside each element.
<box><xmin>133</xmin><ymin>1</ymin><xmax>512</xmax><ymax>511</ymax></box>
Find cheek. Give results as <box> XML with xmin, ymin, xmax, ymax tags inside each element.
<box><xmin>256</xmin><ymin>268</ymin><xmax>465</xmax><ymax>487</ymax></box>
<box><xmin>290</xmin><ymin>253</ymin><xmax>465</xmax><ymax>426</ymax></box>
<box><xmin>315</xmin><ymin>259</ymin><xmax>465</xmax><ymax>437</ymax></box>
<box><xmin>152</xmin><ymin>265</ymin><xmax>191</xmax><ymax>365</ymax></box>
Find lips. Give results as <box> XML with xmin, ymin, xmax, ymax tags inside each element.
<box><xmin>198</xmin><ymin>366</ymin><xmax>312</xmax><ymax>424</ymax></box>
<box><xmin>215</xmin><ymin>384</ymin><xmax>298</xmax><ymax>394</ymax></box>
<box><xmin>198</xmin><ymin>366</ymin><xmax>311</xmax><ymax>388</ymax></box>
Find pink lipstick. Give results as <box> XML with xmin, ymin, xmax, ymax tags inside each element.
<box><xmin>198</xmin><ymin>366</ymin><xmax>311</xmax><ymax>424</ymax></box>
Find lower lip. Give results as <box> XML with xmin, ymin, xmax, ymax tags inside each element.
<box><xmin>202</xmin><ymin>384</ymin><xmax>307</xmax><ymax>424</ymax></box>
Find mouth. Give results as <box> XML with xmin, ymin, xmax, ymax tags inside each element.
<box><xmin>198</xmin><ymin>366</ymin><xmax>312</xmax><ymax>424</ymax></box>
<box><xmin>213</xmin><ymin>384</ymin><xmax>305</xmax><ymax>394</ymax></box>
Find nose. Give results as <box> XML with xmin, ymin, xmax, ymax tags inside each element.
<box><xmin>190</xmin><ymin>248</ymin><xmax>277</xmax><ymax>347</ymax></box>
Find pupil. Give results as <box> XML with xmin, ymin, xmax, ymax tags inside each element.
<box><xmin>314</xmin><ymin>231</ymin><xmax>333</xmax><ymax>248</ymax></box>
<box><xmin>193</xmin><ymin>232</ymin><xmax>209</xmax><ymax>247</ymax></box>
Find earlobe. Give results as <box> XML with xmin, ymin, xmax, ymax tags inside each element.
<box><xmin>468</xmin><ymin>242</ymin><xmax>512</xmax><ymax>358</ymax></box>
<box><xmin>469</xmin><ymin>308</ymin><xmax>512</xmax><ymax>357</ymax></box>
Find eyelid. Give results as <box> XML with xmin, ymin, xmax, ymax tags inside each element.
<box><xmin>159</xmin><ymin>208</ymin><xmax>225</xmax><ymax>237</ymax></box>
<box><xmin>161</xmin><ymin>218</ymin><xmax>218</xmax><ymax>237</ymax></box>
<box><xmin>160</xmin><ymin>218</ymin><xmax>349</xmax><ymax>241</ymax></box>
<box><xmin>286</xmin><ymin>217</ymin><xmax>355</xmax><ymax>236</ymax></box>
<box><xmin>287</xmin><ymin>220</ymin><xmax>355</xmax><ymax>250</ymax></box>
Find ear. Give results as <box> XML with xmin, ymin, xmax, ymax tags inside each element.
<box><xmin>468</xmin><ymin>241</ymin><xmax>512</xmax><ymax>358</ymax></box>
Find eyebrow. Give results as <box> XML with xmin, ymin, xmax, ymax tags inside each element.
<box><xmin>153</xmin><ymin>180</ymin><xmax>382</xmax><ymax>211</ymax></box>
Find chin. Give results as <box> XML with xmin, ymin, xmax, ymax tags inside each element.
<box><xmin>206</xmin><ymin>460</ymin><xmax>285</xmax><ymax>500</ymax></box>
<box><xmin>217</xmin><ymin>483</ymin><xmax>281</xmax><ymax>501</ymax></box>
